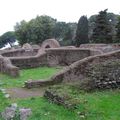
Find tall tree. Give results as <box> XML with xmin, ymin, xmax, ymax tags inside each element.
<box><xmin>89</xmin><ymin>13</ymin><xmax>119</xmax><ymax>41</ymax></box>
<box><xmin>115</xmin><ymin>16</ymin><xmax>120</xmax><ymax>43</ymax></box>
<box><xmin>75</xmin><ymin>16</ymin><xmax>89</xmax><ymax>47</ymax></box>
<box><xmin>0</xmin><ymin>31</ymin><xmax>16</xmax><ymax>47</ymax></box>
<box><xmin>91</xmin><ymin>9</ymin><xmax>112</xmax><ymax>43</ymax></box>
<box><xmin>53</xmin><ymin>22</ymin><xmax>68</xmax><ymax>40</ymax></box>
<box><xmin>14</xmin><ymin>15</ymin><xmax>56</xmax><ymax>45</ymax></box>
<box><xmin>14</xmin><ymin>20</ymin><xmax>29</xmax><ymax>45</ymax></box>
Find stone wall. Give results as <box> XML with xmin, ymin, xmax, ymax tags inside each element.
<box><xmin>50</xmin><ymin>50</ymin><xmax>120</xmax><ymax>84</ymax></box>
<box><xmin>24</xmin><ymin>49</ymin><xmax>102</xmax><ymax>88</ymax></box>
<box><xmin>44</xmin><ymin>89</ymin><xmax>78</xmax><ymax>110</ymax></box>
<box><xmin>80</xmin><ymin>44</ymin><xmax>119</xmax><ymax>53</ymax></box>
<box><xmin>46</xmin><ymin>48</ymin><xmax>102</xmax><ymax>66</ymax></box>
<box><xmin>0</xmin><ymin>55</ymin><xmax>19</xmax><ymax>77</ymax></box>
<box><xmin>80</xmin><ymin>44</ymin><xmax>108</xmax><ymax>48</ymax></box>
<box><xmin>41</xmin><ymin>39</ymin><xmax>60</xmax><ymax>49</ymax></box>
<box><xmin>83</xmin><ymin>59</ymin><xmax>120</xmax><ymax>90</ymax></box>
<box><xmin>9</xmin><ymin>48</ymin><xmax>101</xmax><ymax>69</ymax></box>
<box><xmin>24</xmin><ymin>79</ymin><xmax>59</xmax><ymax>88</ymax></box>
<box><xmin>1</xmin><ymin>48</ymin><xmax>38</xmax><ymax>57</ymax></box>
<box><xmin>10</xmin><ymin>49</ymin><xmax>47</xmax><ymax>69</ymax></box>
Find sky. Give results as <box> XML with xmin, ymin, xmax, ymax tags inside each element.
<box><xmin>0</xmin><ymin>0</ymin><xmax>120</xmax><ymax>35</ymax></box>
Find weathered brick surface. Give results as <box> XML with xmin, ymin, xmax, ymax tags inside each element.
<box><xmin>80</xmin><ymin>44</ymin><xmax>120</xmax><ymax>53</ymax></box>
<box><xmin>50</xmin><ymin>50</ymin><xmax>120</xmax><ymax>84</ymax></box>
<box><xmin>10</xmin><ymin>49</ymin><xmax>47</xmax><ymax>69</ymax></box>
<box><xmin>41</xmin><ymin>39</ymin><xmax>60</xmax><ymax>49</ymax></box>
<box><xmin>46</xmin><ymin>48</ymin><xmax>102</xmax><ymax>66</ymax></box>
<box><xmin>7</xmin><ymin>48</ymin><xmax>101</xmax><ymax>69</ymax></box>
<box><xmin>1</xmin><ymin>48</ymin><xmax>38</xmax><ymax>57</ymax></box>
<box><xmin>0</xmin><ymin>55</ymin><xmax>19</xmax><ymax>77</ymax></box>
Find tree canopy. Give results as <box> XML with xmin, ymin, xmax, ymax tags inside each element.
<box><xmin>75</xmin><ymin>16</ymin><xmax>89</xmax><ymax>46</ymax></box>
<box><xmin>1</xmin><ymin>10</ymin><xmax>120</xmax><ymax>49</ymax></box>
<box><xmin>14</xmin><ymin>15</ymin><xmax>77</xmax><ymax>46</ymax></box>
<box><xmin>14</xmin><ymin>15</ymin><xmax>56</xmax><ymax>45</ymax></box>
<box><xmin>115</xmin><ymin>16</ymin><xmax>120</xmax><ymax>43</ymax></box>
<box><xmin>91</xmin><ymin>9</ymin><xmax>113</xmax><ymax>43</ymax></box>
<box><xmin>89</xmin><ymin>12</ymin><xmax>119</xmax><ymax>41</ymax></box>
<box><xmin>0</xmin><ymin>31</ymin><xmax>16</xmax><ymax>48</ymax></box>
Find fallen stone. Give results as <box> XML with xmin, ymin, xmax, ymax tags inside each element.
<box><xmin>19</xmin><ymin>108</ymin><xmax>32</xmax><ymax>120</ymax></box>
<box><xmin>1</xmin><ymin>107</ymin><xmax>16</xmax><ymax>120</ymax></box>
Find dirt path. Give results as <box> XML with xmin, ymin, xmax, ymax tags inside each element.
<box><xmin>6</xmin><ymin>87</ymin><xmax>47</xmax><ymax>98</ymax></box>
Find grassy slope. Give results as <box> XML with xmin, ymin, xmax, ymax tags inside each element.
<box><xmin>0</xmin><ymin>67</ymin><xmax>61</xmax><ymax>88</ymax></box>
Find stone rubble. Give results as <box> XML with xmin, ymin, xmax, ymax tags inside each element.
<box><xmin>1</xmin><ymin>103</ymin><xmax>32</xmax><ymax>120</ymax></box>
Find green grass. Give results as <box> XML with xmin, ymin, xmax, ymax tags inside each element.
<box><xmin>0</xmin><ymin>67</ymin><xmax>61</xmax><ymax>88</ymax></box>
<box><xmin>77</xmin><ymin>90</ymin><xmax>120</xmax><ymax>120</ymax></box>
<box><xmin>5</xmin><ymin>89</ymin><xmax>120</xmax><ymax>120</ymax></box>
<box><xmin>0</xmin><ymin>92</ymin><xmax>10</xmax><ymax>112</ymax></box>
<box><xmin>0</xmin><ymin>67</ymin><xmax>120</xmax><ymax>120</ymax></box>
<box><xmin>44</xmin><ymin>85</ymin><xmax>120</xmax><ymax>120</ymax></box>
<box><xmin>1</xmin><ymin>89</ymin><xmax>120</xmax><ymax>120</ymax></box>
<box><xmin>14</xmin><ymin>97</ymin><xmax>80</xmax><ymax>120</ymax></box>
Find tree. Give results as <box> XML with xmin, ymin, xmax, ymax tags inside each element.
<box><xmin>53</xmin><ymin>22</ymin><xmax>68</xmax><ymax>40</ymax></box>
<box><xmin>75</xmin><ymin>16</ymin><xmax>89</xmax><ymax>47</ymax></box>
<box><xmin>91</xmin><ymin>9</ymin><xmax>112</xmax><ymax>43</ymax></box>
<box><xmin>14</xmin><ymin>15</ymin><xmax>56</xmax><ymax>45</ymax></box>
<box><xmin>0</xmin><ymin>31</ymin><xmax>16</xmax><ymax>47</ymax></box>
<box><xmin>14</xmin><ymin>20</ymin><xmax>29</xmax><ymax>45</ymax></box>
<box><xmin>89</xmin><ymin>12</ymin><xmax>119</xmax><ymax>41</ymax></box>
<box><xmin>115</xmin><ymin>16</ymin><xmax>120</xmax><ymax>43</ymax></box>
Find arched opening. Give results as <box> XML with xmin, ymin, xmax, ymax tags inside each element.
<box><xmin>45</xmin><ymin>45</ymin><xmax>51</xmax><ymax>48</ymax></box>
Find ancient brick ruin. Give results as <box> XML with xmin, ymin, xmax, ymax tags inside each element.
<box><xmin>0</xmin><ymin>55</ymin><xmax>19</xmax><ymax>77</ymax></box>
<box><xmin>0</xmin><ymin>39</ymin><xmax>120</xmax><ymax>91</ymax></box>
<box><xmin>24</xmin><ymin>42</ymin><xmax>120</xmax><ymax>90</ymax></box>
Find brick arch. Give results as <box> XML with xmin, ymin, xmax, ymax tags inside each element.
<box><xmin>41</xmin><ymin>39</ymin><xmax>60</xmax><ymax>49</ymax></box>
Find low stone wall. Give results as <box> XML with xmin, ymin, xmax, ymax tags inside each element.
<box><xmin>8</xmin><ymin>48</ymin><xmax>101</xmax><ymax>69</ymax></box>
<box><xmin>80</xmin><ymin>44</ymin><xmax>108</xmax><ymax>48</ymax></box>
<box><xmin>44</xmin><ymin>89</ymin><xmax>78</xmax><ymax>110</ymax></box>
<box><xmin>111</xmin><ymin>43</ymin><xmax>120</xmax><ymax>49</ymax></box>
<box><xmin>0</xmin><ymin>55</ymin><xmax>19</xmax><ymax>77</ymax></box>
<box><xmin>80</xmin><ymin>44</ymin><xmax>119</xmax><ymax>53</ymax></box>
<box><xmin>24</xmin><ymin>79</ymin><xmax>61</xmax><ymax>88</ymax></box>
<box><xmin>24</xmin><ymin>49</ymin><xmax>102</xmax><ymax>88</ymax></box>
<box><xmin>10</xmin><ymin>49</ymin><xmax>47</xmax><ymax>69</ymax></box>
<box><xmin>1</xmin><ymin>48</ymin><xmax>38</xmax><ymax>57</ymax></box>
<box><xmin>46</xmin><ymin>48</ymin><xmax>102</xmax><ymax>66</ymax></box>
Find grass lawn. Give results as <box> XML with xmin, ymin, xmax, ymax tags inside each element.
<box><xmin>1</xmin><ymin>89</ymin><xmax>120</xmax><ymax>120</ymax></box>
<box><xmin>0</xmin><ymin>67</ymin><xmax>120</xmax><ymax>120</ymax></box>
<box><xmin>0</xmin><ymin>67</ymin><xmax>61</xmax><ymax>88</ymax></box>
<box><xmin>78</xmin><ymin>90</ymin><xmax>120</xmax><ymax>120</ymax></box>
<box><xmin>0</xmin><ymin>92</ymin><xmax>10</xmax><ymax>112</ymax></box>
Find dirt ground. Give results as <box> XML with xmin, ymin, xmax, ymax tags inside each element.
<box><xmin>6</xmin><ymin>87</ymin><xmax>47</xmax><ymax>98</ymax></box>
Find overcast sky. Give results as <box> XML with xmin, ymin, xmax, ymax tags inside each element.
<box><xmin>0</xmin><ymin>0</ymin><xmax>120</xmax><ymax>35</ymax></box>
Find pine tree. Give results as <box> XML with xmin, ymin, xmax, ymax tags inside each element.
<box><xmin>75</xmin><ymin>16</ymin><xmax>89</xmax><ymax>46</ymax></box>
<box><xmin>115</xmin><ymin>17</ymin><xmax>120</xmax><ymax>43</ymax></box>
<box><xmin>91</xmin><ymin>9</ymin><xmax>112</xmax><ymax>43</ymax></box>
